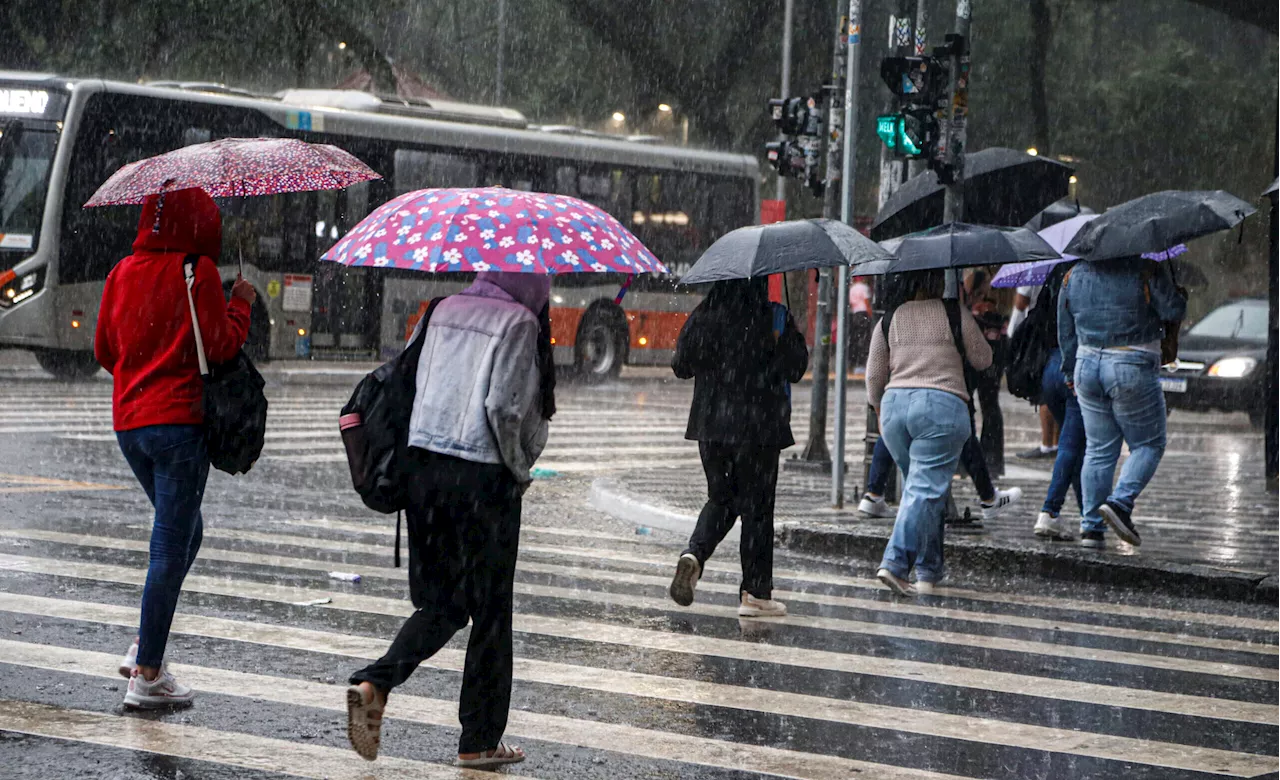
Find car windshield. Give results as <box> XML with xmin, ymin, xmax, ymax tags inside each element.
<box><xmin>1187</xmin><ymin>301</ymin><xmax>1269</xmax><ymax>342</ymax></box>
<box><xmin>0</xmin><ymin>120</ymin><xmax>58</xmax><ymax>254</ymax></box>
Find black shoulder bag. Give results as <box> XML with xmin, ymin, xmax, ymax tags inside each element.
<box><xmin>182</xmin><ymin>255</ymin><xmax>268</xmax><ymax>476</ymax></box>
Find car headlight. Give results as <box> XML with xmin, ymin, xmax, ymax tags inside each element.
<box><xmin>0</xmin><ymin>268</ymin><xmax>44</xmax><ymax>309</ymax></box>
<box><xmin>1207</xmin><ymin>356</ymin><xmax>1257</xmax><ymax>378</ymax></box>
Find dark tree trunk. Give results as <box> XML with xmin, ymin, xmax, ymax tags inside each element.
<box><xmin>1028</xmin><ymin>0</ymin><xmax>1053</xmax><ymax>155</ymax></box>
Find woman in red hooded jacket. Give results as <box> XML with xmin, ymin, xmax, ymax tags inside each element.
<box><xmin>94</xmin><ymin>187</ymin><xmax>255</xmax><ymax>709</ymax></box>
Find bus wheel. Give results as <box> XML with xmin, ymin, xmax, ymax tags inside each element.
<box><xmin>34</xmin><ymin>349</ymin><xmax>101</xmax><ymax>381</ymax></box>
<box><xmin>574</xmin><ymin>305</ymin><xmax>627</xmax><ymax>383</ymax></box>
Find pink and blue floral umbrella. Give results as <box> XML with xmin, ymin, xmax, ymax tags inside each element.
<box><xmin>320</xmin><ymin>187</ymin><xmax>666</xmax><ymax>275</ymax></box>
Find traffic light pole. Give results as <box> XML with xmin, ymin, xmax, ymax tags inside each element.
<box><xmin>831</xmin><ymin>0</ymin><xmax>864</xmax><ymax>508</ymax></box>
<box><xmin>775</xmin><ymin>0</ymin><xmax>795</xmax><ymax>203</ymax></box>
<box><xmin>799</xmin><ymin>2</ymin><xmax>851</xmax><ymax>466</ymax></box>
<box><xmin>940</xmin><ymin>1</ymin><xmax>971</xmax><ymax>223</ymax></box>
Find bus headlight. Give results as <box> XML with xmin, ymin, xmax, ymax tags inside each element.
<box><xmin>0</xmin><ymin>268</ymin><xmax>44</xmax><ymax>308</ymax></box>
<box><xmin>1207</xmin><ymin>357</ymin><xmax>1256</xmax><ymax>378</ymax></box>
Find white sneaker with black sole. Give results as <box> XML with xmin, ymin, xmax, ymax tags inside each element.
<box><xmin>980</xmin><ymin>488</ymin><xmax>1023</xmax><ymax>521</ymax></box>
<box><xmin>858</xmin><ymin>494</ymin><xmax>894</xmax><ymax>518</ymax></box>
<box><xmin>117</xmin><ymin>639</ymin><xmax>139</xmax><ymax>679</ymax></box>
<box><xmin>124</xmin><ymin>666</ymin><xmax>194</xmax><ymax>709</ymax></box>
<box><xmin>1033</xmin><ymin>512</ymin><xmax>1075</xmax><ymax>541</ymax></box>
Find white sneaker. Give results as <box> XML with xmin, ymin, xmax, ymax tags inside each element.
<box><xmin>669</xmin><ymin>553</ymin><xmax>701</xmax><ymax>607</ymax></box>
<box><xmin>914</xmin><ymin>581</ymin><xmax>937</xmax><ymax>596</ymax></box>
<box><xmin>877</xmin><ymin>568</ymin><xmax>916</xmax><ymax>597</ymax></box>
<box><xmin>980</xmin><ymin>488</ymin><xmax>1023</xmax><ymax>520</ymax></box>
<box><xmin>124</xmin><ymin>666</ymin><xmax>194</xmax><ymax>709</ymax></box>
<box><xmin>1033</xmin><ymin>512</ymin><xmax>1075</xmax><ymax>541</ymax></box>
<box><xmin>117</xmin><ymin>639</ymin><xmax>139</xmax><ymax>679</ymax></box>
<box><xmin>858</xmin><ymin>494</ymin><xmax>894</xmax><ymax>518</ymax></box>
<box><xmin>738</xmin><ymin>592</ymin><xmax>787</xmax><ymax>617</ymax></box>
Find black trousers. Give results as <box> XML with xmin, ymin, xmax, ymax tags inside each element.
<box><xmin>349</xmin><ymin>449</ymin><xmax>520</xmax><ymax>755</ymax></box>
<box><xmin>685</xmin><ymin>442</ymin><xmax>779</xmax><ymax>600</ymax></box>
<box><xmin>974</xmin><ymin>339</ymin><xmax>1006</xmax><ymax>475</ymax></box>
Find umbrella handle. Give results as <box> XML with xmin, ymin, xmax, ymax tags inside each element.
<box><xmin>614</xmin><ymin>274</ymin><xmax>635</xmax><ymax>305</ymax></box>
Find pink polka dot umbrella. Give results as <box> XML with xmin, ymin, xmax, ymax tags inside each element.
<box><xmin>83</xmin><ymin>137</ymin><xmax>381</xmax><ymax>207</ymax></box>
<box><xmin>320</xmin><ymin>187</ymin><xmax>666</xmax><ymax>275</ymax></box>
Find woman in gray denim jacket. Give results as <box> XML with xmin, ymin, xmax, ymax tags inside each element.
<box><xmin>1058</xmin><ymin>257</ymin><xmax>1186</xmax><ymax>548</ymax></box>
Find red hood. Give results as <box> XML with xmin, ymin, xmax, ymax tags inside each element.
<box><xmin>132</xmin><ymin>187</ymin><xmax>222</xmax><ymax>259</ymax></box>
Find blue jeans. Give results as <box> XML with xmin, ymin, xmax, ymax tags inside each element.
<box><xmin>1074</xmin><ymin>348</ymin><xmax>1167</xmax><ymax>534</ymax></box>
<box><xmin>877</xmin><ymin>389</ymin><xmax>971</xmax><ymax>584</ymax></box>
<box><xmin>867</xmin><ymin>419</ymin><xmax>993</xmax><ymax>502</ymax></box>
<box><xmin>116</xmin><ymin>424</ymin><xmax>209</xmax><ymax>668</ymax></box>
<box><xmin>1040</xmin><ymin>350</ymin><xmax>1083</xmax><ymax>517</ymax></box>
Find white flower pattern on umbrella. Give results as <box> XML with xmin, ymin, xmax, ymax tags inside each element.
<box><xmin>516</xmin><ymin>250</ymin><xmax>535</xmax><ymax>265</ymax></box>
<box><xmin>443</xmin><ymin>248</ymin><xmax>461</xmax><ymax>262</ymax></box>
<box><xmin>499</xmin><ymin>236</ymin><xmax>515</xmax><ymax>248</ymax></box>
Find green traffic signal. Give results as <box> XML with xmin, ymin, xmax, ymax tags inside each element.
<box><xmin>876</xmin><ymin>114</ymin><xmax>922</xmax><ymax>156</ymax></box>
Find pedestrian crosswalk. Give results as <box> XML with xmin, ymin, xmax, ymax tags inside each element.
<box><xmin>0</xmin><ymin>508</ymin><xmax>1276</xmax><ymax>777</ymax></box>
<box><xmin>0</xmin><ymin>377</ymin><xmax>1277</xmax><ymax>778</ymax></box>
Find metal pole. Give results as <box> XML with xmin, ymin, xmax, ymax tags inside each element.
<box><xmin>495</xmin><ymin>0</ymin><xmax>507</xmax><ymax>104</ymax></box>
<box><xmin>908</xmin><ymin>0</ymin><xmax>929</xmax><ymax>178</ymax></box>
<box><xmin>799</xmin><ymin>2</ymin><xmax>849</xmax><ymax>465</ymax></box>
<box><xmin>1267</xmin><ymin>145</ymin><xmax>1278</xmax><ymax>490</ymax></box>
<box><xmin>832</xmin><ymin>0</ymin><xmax>863</xmax><ymax>507</ymax></box>
<box><xmin>776</xmin><ymin>0</ymin><xmax>795</xmax><ymax>202</ymax></box>
<box><xmin>941</xmin><ymin>1</ymin><xmax>971</xmax><ymax>223</ymax></box>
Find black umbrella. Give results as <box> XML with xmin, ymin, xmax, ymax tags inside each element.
<box><xmin>678</xmin><ymin>218</ymin><xmax>891</xmax><ymax>285</ymax></box>
<box><xmin>870</xmin><ymin>147</ymin><xmax>1074</xmax><ymax>240</ymax></box>
<box><xmin>1023</xmin><ymin>199</ymin><xmax>1095</xmax><ymax>231</ymax></box>
<box><xmin>1064</xmin><ymin>190</ymin><xmax>1258</xmax><ymax>262</ymax></box>
<box><xmin>855</xmin><ymin>223</ymin><xmax>1060</xmax><ymax>277</ymax></box>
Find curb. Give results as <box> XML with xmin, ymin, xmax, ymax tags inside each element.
<box><xmin>590</xmin><ymin>480</ymin><xmax>1277</xmax><ymax>603</ymax></box>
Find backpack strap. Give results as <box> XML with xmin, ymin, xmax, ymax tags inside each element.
<box><xmin>181</xmin><ymin>254</ymin><xmax>210</xmax><ymax>377</ymax></box>
<box><xmin>943</xmin><ymin>298</ymin><xmax>977</xmax><ymax>402</ymax></box>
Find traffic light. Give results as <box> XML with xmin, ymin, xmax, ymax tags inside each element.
<box><xmin>765</xmin><ymin>93</ymin><xmax>825</xmax><ymax>196</ymax></box>
<box><xmin>876</xmin><ymin>114</ymin><xmax>922</xmax><ymax>156</ymax></box>
<box><xmin>879</xmin><ymin>56</ymin><xmax>947</xmax><ymax>103</ymax></box>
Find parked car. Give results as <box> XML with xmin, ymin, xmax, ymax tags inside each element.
<box><xmin>1161</xmin><ymin>298</ymin><xmax>1269</xmax><ymax>426</ymax></box>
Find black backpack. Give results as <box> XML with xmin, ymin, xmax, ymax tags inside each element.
<box><xmin>339</xmin><ymin>298</ymin><xmax>445</xmax><ymax>563</ymax></box>
<box><xmin>1005</xmin><ymin>285</ymin><xmax>1056</xmax><ymax>403</ymax></box>
<box><xmin>181</xmin><ymin>255</ymin><xmax>268</xmax><ymax>475</ymax></box>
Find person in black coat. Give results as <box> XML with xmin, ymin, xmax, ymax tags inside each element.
<box><xmin>667</xmin><ymin>278</ymin><xmax>808</xmax><ymax>617</ymax></box>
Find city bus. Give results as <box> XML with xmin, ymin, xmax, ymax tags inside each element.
<box><xmin>0</xmin><ymin>72</ymin><xmax>759</xmax><ymax>379</ymax></box>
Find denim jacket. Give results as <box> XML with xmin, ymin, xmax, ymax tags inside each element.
<box><xmin>1057</xmin><ymin>256</ymin><xmax>1187</xmax><ymax>378</ymax></box>
<box><xmin>408</xmin><ymin>280</ymin><xmax>548</xmax><ymax>483</ymax></box>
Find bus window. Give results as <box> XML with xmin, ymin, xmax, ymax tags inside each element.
<box><xmin>630</xmin><ymin>172</ymin><xmax>704</xmax><ymax>276</ymax></box>
<box><xmin>0</xmin><ymin>122</ymin><xmax>58</xmax><ymax>263</ymax></box>
<box><xmin>707</xmin><ymin>177</ymin><xmax>754</xmax><ymax>243</ymax></box>
<box><xmin>554</xmin><ymin>165</ymin><xmax>576</xmax><ymax>195</ymax></box>
<box><xmin>393</xmin><ymin>149</ymin><xmax>477</xmax><ymax>194</ymax></box>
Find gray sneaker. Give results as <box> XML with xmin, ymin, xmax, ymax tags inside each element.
<box><xmin>669</xmin><ymin>553</ymin><xmax>701</xmax><ymax>607</ymax></box>
<box><xmin>1079</xmin><ymin>531</ymin><xmax>1106</xmax><ymax>549</ymax></box>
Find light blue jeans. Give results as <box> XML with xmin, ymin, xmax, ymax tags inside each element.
<box><xmin>1074</xmin><ymin>347</ymin><xmax>1167</xmax><ymax>534</ymax></box>
<box><xmin>877</xmin><ymin>388</ymin><xmax>971</xmax><ymax>584</ymax></box>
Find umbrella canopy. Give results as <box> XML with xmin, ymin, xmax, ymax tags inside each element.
<box><xmin>1023</xmin><ymin>199</ymin><xmax>1095</xmax><ymax>232</ymax></box>
<box><xmin>677</xmin><ymin>218</ymin><xmax>890</xmax><ymax>286</ymax></box>
<box><xmin>870</xmin><ymin>147</ymin><xmax>1074</xmax><ymax>240</ymax></box>
<box><xmin>321</xmin><ymin>187</ymin><xmax>664</xmax><ymax>275</ymax></box>
<box><xmin>1064</xmin><ymin>189</ymin><xmax>1257</xmax><ymax>262</ymax></box>
<box><xmin>856</xmin><ymin>223</ymin><xmax>1060</xmax><ymax>277</ymax></box>
<box><xmin>1265</xmin><ymin>178</ymin><xmax>1278</xmax><ymax>198</ymax></box>
<box><xmin>991</xmin><ymin>213</ymin><xmax>1094</xmax><ymax>287</ymax></box>
<box><xmin>85</xmin><ymin>137</ymin><xmax>381</xmax><ymax>206</ymax></box>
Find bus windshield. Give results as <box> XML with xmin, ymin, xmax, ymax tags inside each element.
<box><xmin>0</xmin><ymin>120</ymin><xmax>58</xmax><ymax>255</ymax></box>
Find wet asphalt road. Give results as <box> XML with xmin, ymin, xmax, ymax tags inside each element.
<box><xmin>0</xmin><ymin>364</ymin><xmax>1275</xmax><ymax>779</ymax></box>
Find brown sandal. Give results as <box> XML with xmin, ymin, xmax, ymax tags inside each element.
<box><xmin>346</xmin><ymin>684</ymin><xmax>384</xmax><ymax>761</ymax></box>
<box><xmin>457</xmin><ymin>742</ymin><xmax>526</xmax><ymax>768</ymax></box>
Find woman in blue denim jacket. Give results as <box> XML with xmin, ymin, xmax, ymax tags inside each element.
<box><xmin>1058</xmin><ymin>257</ymin><xmax>1186</xmax><ymax>548</ymax></box>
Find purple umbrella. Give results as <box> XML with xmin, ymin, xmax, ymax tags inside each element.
<box><xmin>992</xmin><ymin>212</ymin><xmax>1188</xmax><ymax>287</ymax></box>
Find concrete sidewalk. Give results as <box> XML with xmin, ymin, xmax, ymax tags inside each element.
<box><xmin>592</xmin><ymin>440</ymin><xmax>1279</xmax><ymax>602</ymax></box>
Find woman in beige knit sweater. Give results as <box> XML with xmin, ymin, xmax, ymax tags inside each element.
<box><xmin>864</xmin><ymin>271</ymin><xmax>992</xmax><ymax>596</ymax></box>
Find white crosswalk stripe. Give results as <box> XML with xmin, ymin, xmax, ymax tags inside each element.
<box><xmin>0</xmin><ymin>381</ymin><xmax>819</xmax><ymax>474</ymax></box>
<box><xmin>0</xmin><ymin>380</ymin><xmax>1276</xmax><ymax>778</ymax></box>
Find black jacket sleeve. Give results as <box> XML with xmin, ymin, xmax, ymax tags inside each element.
<box><xmin>671</xmin><ymin>309</ymin><xmax>703</xmax><ymax>380</ymax></box>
